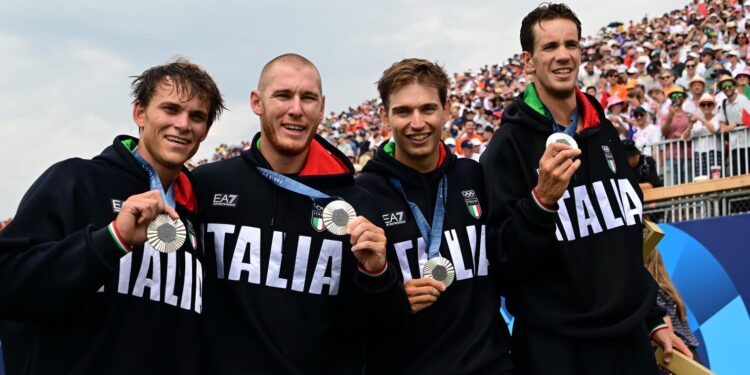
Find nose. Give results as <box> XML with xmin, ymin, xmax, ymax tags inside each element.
<box><xmin>174</xmin><ymin>112</ymin><xmax>190</xmax><ymax>131</ymax></box>
<box><xmin>410</xmin><ymin>111</ymin><xmax>427</xmax><ymax>129</ymax></box>
<box><xmin>288</xmin><ymin>96</ymin><xmax>303</xmax><ymax>118</ymax></box>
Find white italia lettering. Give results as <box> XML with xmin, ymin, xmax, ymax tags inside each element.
<box><xmin>228</xmin><ymin>226</ymin><xmax>261</xmax><ymax>284</ymax></box>
<box><xmin>164</xmin><ymin>252</ymin><xmax>179</xmax><ymax>306</ymax></box>
<box><xmin>180</xmin><ymin>252</ymin><xmax>194</xmax><ymax>311</ymax></box>
<box><xmin>593</xmin><ymin>181</ymin><xmax>624</xmax><ymax>230</ymax></box>
<box><xmin>573</xmin><ymin>185</ymin><xmax>603</xmax><ymax>237</ymax></box>
<box><xmin>309</xmin><ymin>240</ymin><xmax>342</xmax><ymax>295</ymax></box>
<box><xmin>445</xmin><ymin>229</ymin><xmax>473</xmax><ymax>280</ymax></box>
<box><xmin>207</xmin><ymin>223</ymin><xmax>235</xmax><ymax>279</ymax></box>
<box><xmin>132</xmin><ymin>245</ymin><xmax>161</xmax><ymax>302</ymax></box>
<box><xmin>618</xmin><ymin>179</ymin><xmax>643</xmax><ymax>225</ymax></box>
<box><xmin>476</xmin><ymin>225</ymin><xmax>489</xmax><ymax>276</ymax></box>
<box><xmin>556</xmin><ymin>190</ymin><xmax>575</xmax><ymax>241</ymax></box>
<box><xmin>291</xmin><ymin>236</ymin><xmax>311</xmax><ymax>292</ymax></box>
<box><xmin>266</xmin><ymin>231</ymin><xmax>289</xmax><ymax>289</ymax></box>
<box><xmin>117</xmin><ymin>253</ymin><xmax>132</xmax><ymax>294</ymax></box>
<box><xmin>393</xmin><ymin>239</ymin><xmax>414</xmax><ymax>282</ymax></box>
<box><xmin>609</xmin><ymin>179</ymin><xmax>626</xmax><ymax>218</ymax></box>
<box><xmin>194</xmin><ymin>259</ymin><xmax>202</xmax><ymax>313</ymax></box>
<box><xmin>415</xmin><ymin>237</ymin><xmax>427</xmax><ymax>278</ymax></box>
<box><xmin>555</xmin><ymin>225</ymin><xmax>564</xmax><ymax>241</ymax></box>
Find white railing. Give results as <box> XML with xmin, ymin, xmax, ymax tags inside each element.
<box><xmin>644</xmin><ymin>188</ymin><xmax>750</xmax><ymax>223</ymax></box>
<box><xmin>647</xmin><ymin>127</ymin><xmax>750</xmax><ymax>186</ymax></box>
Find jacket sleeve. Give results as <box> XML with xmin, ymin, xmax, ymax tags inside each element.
<box><xmin>481</xmin><ymin>130</ymin><xmax>560</xmax><ymax>280</ymax></box>
<box><xmin>348</xmin><ymin>192</ymin><xmax>409</xmax><ymax>340</ymax></box>
<box><xmin>0</xmin><ymin>163</ymin><xmax>125</xmax><ymax>322</ymax></box>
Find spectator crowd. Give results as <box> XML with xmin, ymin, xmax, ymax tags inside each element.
<box><xmin>4</xmin><ymin>0</ymin><xmax>750</xmax><ymax>228</ymax></box>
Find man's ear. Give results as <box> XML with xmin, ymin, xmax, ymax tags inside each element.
<box><xmin>522</xmin><ymin>51</ymin><xmax>535</xmax><ymax>74</ymax></box>
<box><xmin>133</xmin><ymin>101</ymin><xmax>146</xmax><ymax>133</ymax></box>
<box><xmin>379</xmin><ymin>106</ymin><xmax>391</xmax><ymax>131</ymax></box>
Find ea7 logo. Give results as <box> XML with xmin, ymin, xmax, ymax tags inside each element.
<box><xmin>112</xmin><ymin>199</ymin><xmax>123</xmax><ymax>213</ymax></box>
<box><xmin>213</xmin><ymin>194</ymin><xmax>239</xmax><ymax>207</ymax></box>
<box><xmin>382</xmin><ymin>211</ymin><xmax>406</xmax><ymax>227</ymax></box>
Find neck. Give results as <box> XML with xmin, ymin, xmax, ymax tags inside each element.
<box><xmin>537</xmin><ymin>85</ymin><xmax>577</xmax><ymax>128</ymax></box>
<box><xmin>395</xmin><ymin>147</ymin><xmax>439</xmax><ymax>174</ymax></box>
<box><xmin>136</xmin><ymin>144</ymin><xmax>179</xmax><ymax>190</ymax></box>
<box><xmin>729</xmin><ymin>92</ymin><xmax>738</xmax><ymax>102</ymax></box>
<box><xmin>259</xmin><ymin>138</ymin><xmax>309</xmax><ymax>174</ymax></box>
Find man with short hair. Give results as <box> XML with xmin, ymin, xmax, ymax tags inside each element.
<box><xmin>357</xmin><ymin>58</ymin><xmax>513</xmax><ymax>375</ymax></box>
<box><xmin>455</xmin><ymin>119</ymin><xmax>483</xmax><ymax>155</ymax></box>
<box><xmin>481</xmin><ymin>4</ymin><xmax>690</xmax><ymax>374</ymax></box>
<box><xmin>193</xmin><ymin>53</ymin><xmax>408</xmax><ymax>374</ymax></box>
<box><xmin>0</xmin><ymin>58</ymin><xmax>225</xmax><ymax>374</ymax></box>
<box><xmin>716</xmin><ymin>74</ymin><xmax>750</xmax><ymax>175</ymax></box>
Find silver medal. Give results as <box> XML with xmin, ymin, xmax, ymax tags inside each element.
<box><xmin>546</xmin><ymin>133</ymin><xmax>579</xmax><ymax>150</ymax></box>
<box><xmin>423</xmin><ymin>256</ymin><xmax>455</xmax><ymax>288</ymax></box>
<box><xmin>147</xmin><ymin>214</ymin><xmax>186</xmax><ymax>253</ymax></box>
<box><xmin>322</xmin><ymin>200</ymin><xmax>356</xmax><ymax>236</ymax></box>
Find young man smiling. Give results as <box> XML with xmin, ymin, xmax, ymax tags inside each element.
<box><xmin>0</xmin><ymin>58</ymin><xmax>224</xmax><ymax>375</ymax></box>
<box><xmin>193</xmin><ymin>53</ymin><xmax>407</xmax><ymax>374</ymax></box>
<box><xmin>481</xmin><ymin>4</ymin><xmax>690</xmax><ymax>374</ymax></box>
<box><xmin>357</xmin><ymin>58</ymin><xmax>513</xmax><ymax>374</ymax></box>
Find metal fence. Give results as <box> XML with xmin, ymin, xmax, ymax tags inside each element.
<box><xmin>648</xmin><ymin>127</ymin><xmax>750</xmax><ymax>186</ymax></box>
<box><xmin>644</xmin><ymin>187</ymin><xmax>750</xmax><ymax>223</ymax></box>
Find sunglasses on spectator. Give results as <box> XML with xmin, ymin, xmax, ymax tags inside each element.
<box><xmin>700</xmin><ymin>102</ymin><xmax>715</xmax><ymax>108</ymax></box>
<box><xmin>634</xmin><ymin>113</ymin><xmax>646</xmax><ymax>118</ymax></box>
<box><xmin>658</xmin><ymin>76</ymin><xmax>673</xmax><ymax>80</ymax></box>
<box><xmin>669</xmin><ymin>92</ymin><xmax>685</xmax><ymax>99</ymax></box>
<box><xmin>721</xmin><ymin>83</ymin><xmax>735</xmax><ymax>90</ymax></box>
<box><xmin>685</xmin><ymin>64</ymin><xmax>696</xmax><ymax>68</ymax></box>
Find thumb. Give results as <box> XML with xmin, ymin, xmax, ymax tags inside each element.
<box><xmin>164</xmin><ymin>205</ymin><xmax>180</xmax><ymax>220</ymax></box>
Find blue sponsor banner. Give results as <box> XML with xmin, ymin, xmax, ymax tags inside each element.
<box><xmin>660</xmin><ymin>214</ymin><xmax>750</xmax><ymax>375</ymax></box>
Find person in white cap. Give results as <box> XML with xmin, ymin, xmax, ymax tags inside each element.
<box><xmin>682</xmin><ymin>75</ymin><xmax>708</xmax><ymax>116</ymax></box>
<box><xmin>687</xmin><ymin>94</ymin><xmax>723</xmax><ymax>179</ymax></box>
<box><xmin>727</xmin><ymin>50</ymin><xmax>746</xmax><ymax>76</ymax></box>
<box><xmin>734</xmin><ymin>67</ymin><xmax>750</xmax><ymax>98</ymax></box>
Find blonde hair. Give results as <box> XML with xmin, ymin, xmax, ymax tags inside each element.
<box><xmin>645</xmin><ymin>248</ymin><xmax>687</xmax><ymax>321</ymax></box>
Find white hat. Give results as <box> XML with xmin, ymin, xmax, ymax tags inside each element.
<box><xmin>445</xmin><ymin>137</ymin><xmax>456</xmax><ymax>146</ymax></box>
<box><xmin>636</xmin><ymin>55</ymin><xmax>650</xmax><ymax>64</ymax></box>
<box><xmin>470</xmin><ymin>138</ymin><xmax>483</xmax><ymax>146</ymax></box>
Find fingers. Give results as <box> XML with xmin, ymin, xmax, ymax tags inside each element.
<box><xmin>347</xmin><ymin>216</ymin><xmax>385</xmax><ymax>247</ymax></box>
<box><xmin>661</xmin><ymin>340</ymin><xmax>674</xmax><ymax>364</ymax></box>
<box><xmin>405</xmin><ymin>277</ymin><xmax>445</xmax><ymax>314</ymax></box>
<box><xmin>115</xmin><ymin>190</ymin><xmax>179</xmax><ymax>245</ymax></box>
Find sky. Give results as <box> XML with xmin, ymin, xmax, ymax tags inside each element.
<box><xmin>0</xmin><ymin>0</ymin><xmax>687</xmax><ymax>216</ymax></box>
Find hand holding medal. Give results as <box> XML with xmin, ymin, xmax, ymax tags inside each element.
<box><xmin>535</xmin><ymin>139</ymin><xmax>582</xmax><ymax>207</ymax></box>
<box><xmin>114</xmin><ymin>190</ymin><xmax>181</xmax><ymax>248</ymax></box>
<box><xmin>347</xmin><ymin>215</ymin><xmax>387</xmax><ymax>274</ymax></box>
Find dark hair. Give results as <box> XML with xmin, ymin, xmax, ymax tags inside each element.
<box><xmin>377</xmin><ymin>58</ymin><xmax>450</xmax><ymax>112</ymax></box>
<box><xmin>520</xmin><ymin>3</ymin><xmax>582</xmax><ymax>54</ymax></box>
<box><xmin>131</xmin><ymin>57</ymin><xmax>225</xmax><ymax>126</ymax></box>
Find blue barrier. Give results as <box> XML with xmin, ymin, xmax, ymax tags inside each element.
<box><xmin>660</xmin><ymin>214</ymin><xmax>750</xmax><ymax>375</ymax></box>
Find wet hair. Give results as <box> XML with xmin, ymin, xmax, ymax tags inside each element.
<box><xmin>520</xmin><ymin>3</ymin><xmax>582</xmax><ymax>54</ymax></box>
<box><xmin>131</xmin><ymin>57</ymin><xmax>225</xmax><ymax>126</ymax></box>
<box><xmin>377</xmin><ymin>58</ymin><xmax>450</xmax><ymax>112</ymax></box>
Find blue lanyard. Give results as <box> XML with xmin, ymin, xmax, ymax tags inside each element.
<box><xmin>547</xmin><ymin>106</ymin><xmax>579</xmax><ymax>136</ymax></box>
<box><xmin>388</xmin><ymin>175</ymin><xmax>448</xmax><ymax>259</ymax></box>
<box><xmin>132</xmin><ymin>148</ymin><xmax>175</xmax><ymax>207</ymax></box>
<box><xmin>256</xmin><ymin>167</ymin><xmax>338</xmax><ymax>203</ymax></box>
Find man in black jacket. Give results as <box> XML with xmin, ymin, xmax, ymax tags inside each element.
<box><xmin>357</xmin><ymin>58</ymin><xmax>513</xmax><ymax>374</ymax></box>
<box><xmin>0</xmin><ymin>58</ymin><xmax>224</xmax><ymax>374</ymax></box>
<box><xmin>193</xmin><ymin>53</ymin><xmax>408</xmax><ymax>374</ymax></box>
<box><xmin>480</xmin><ymin>4</ymin><xmax>690</xmax><ymax>375</ymax></box>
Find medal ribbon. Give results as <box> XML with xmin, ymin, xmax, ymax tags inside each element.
<box><xmin>546</xmin><ymin>106</ymin><xmax>579</xmax><ymax>136</ymax></box>
<box><xmin>388</xmin><ymin>175</ymin><xmax>447</xmax><ymax>259</ymax></box>
<box><xmin>256</xmin><ymin>167</ymin><xmax>340</xmax><ymax>203</ymax></box>
<box><xmin>132</xmin><ymin>148</ymin><xmax>175</xmax><ymax>207</ymax></box>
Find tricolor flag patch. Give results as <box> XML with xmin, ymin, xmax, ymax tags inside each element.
<box><xmin>311</xmin><ymin>203</ymin><xmax>326</xmax><ymax>232</ymax></box>
<box><xmin>462</xmin><ymin>190</ymin><xmax>482</xmax><ymax>219</ymax></box>
<box><xmin>602</xmin><ymin>145</ymin><xmax>616</xmax><ymax>174</ymax></box>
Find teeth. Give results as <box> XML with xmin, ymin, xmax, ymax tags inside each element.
<box><xmin>283</xmin><ymin>125</ymin><xmax>305</xmax><ymax>131</ymax></box>
<box><xmin>409</xmin><ymin>134</ymin><xmax>429</xmax><ymax>141</ymax></box>
<box><xmin>554</xmin><ymin>69</ymin><xmax>572</xmax><ymax>74</ymax></box>
<box><xmin>166</xmin><ymin>136</ymin><xmax>189</xmax><ymax>144</ymax></box>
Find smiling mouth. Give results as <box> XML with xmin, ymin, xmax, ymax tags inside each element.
<box><xmin>553</xmin><ymin>68</ymin><xmax>573</xmax><ymax>77</ymax></box>
<box><xmin>165</xmin><ymin>135</ymin><xmax>190</xmax><ymax>145</ymax></box>
<box><xmin>282</xmin><ymin>124</ymin><xmax>306</xmax><ymax>132</ymax></box>
<box><xmin>407</xmin><ymin>133</ymin><xmax>431</xmax><ymax>142</ymax></box>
